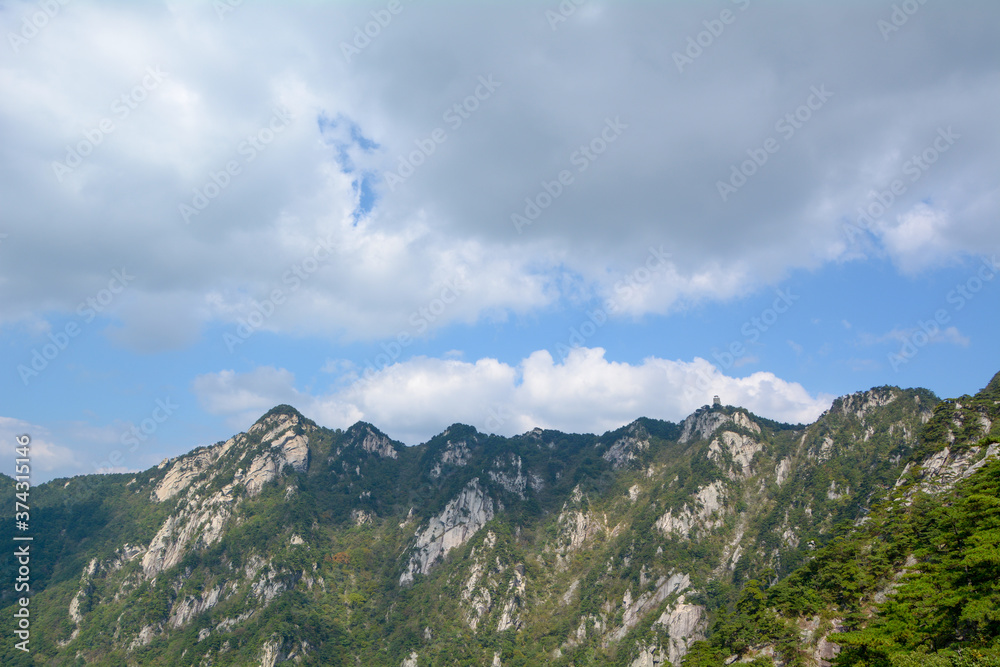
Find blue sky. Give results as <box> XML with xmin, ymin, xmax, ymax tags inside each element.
<box><xmin>1</xmin><ymin>1</ymin><xmax>998</xmax><ymax>482</ymax></box>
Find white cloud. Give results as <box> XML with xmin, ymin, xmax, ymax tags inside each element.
<box><xmin>192</xmin><ymin>349</ymin><xmax>834</xmax><ymax>444</ymax></box>
<box><xmin>876</xmin><ymin>203</ymin><xmax>956</xmax><ymax>274</ymax></box>
<box><xmin>0</xmin><ymin>417</ymin><xmax>82</xmax><ymax>476</ymax></box>
<box><xmin>936</xmin><ymin>326</ymin><xmax>971</xmax><ymax>347</ymax></box>
<box><xmin>2</xmin><ymin>3</ymin><xmax>998</xmax><ymax>349</ymax></box>
<box><xmin>863</xmin><ymin>325</ymin><xmax>970</xmax><ymax>348</ymax></box>
<box><xmin>192</xmin><ymin>366</ymin><xmax>303</xmax><ymax>427</ymax></box>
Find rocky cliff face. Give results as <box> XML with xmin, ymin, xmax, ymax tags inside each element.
<box><xmin>400</xmin><ymin>478</ymin><xmax>495</xmax><ymax>585</ymax></box>
<box><xmin>603</xmin><ymin>421</ymin><xmax>652</xmax><ymax>469</ymax></box>
<box><xmin>141</xmin><ymin>410</ymin><xmax>314</xmax><ymax>579</ymax></box>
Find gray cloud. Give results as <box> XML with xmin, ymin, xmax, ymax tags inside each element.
<box><xmin>1</xmin><ymin>0</ymin><xmax>997</xmax><ymax>349</ymax></box>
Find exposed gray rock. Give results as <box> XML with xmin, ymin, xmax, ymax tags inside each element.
<box><xmin>351</xmin><ymin>509</ymin><xmax>375</xmax><ymax>525</ymax></box>
<box><xmin>245</xmin><ymin>419</ymin><xmax>311</xmax><ymax>496</ymax></box>
<box><xmin>141</xmin><ymin>498</ymin><xmax>232</xmax><ymax>579</ymax></box>
<box><xmin>554</xmin><ymin>508</ymin><xmax>606</xmax><ymax>554</ymax></box>
<box><xmin>603</xmin><ymin>422</ymin><xmax>652</xmax><ymax>469</ymax></box>
<box><xmin>259</xmin><ymin>637</ymin><xmax>286</xmax><ymax>667</ymax></box>
<box><xmin>562</xmin><ymin>578</ymin><xmax>580</xmax><ymax>606</ymax></box>
<box><xmin>913</xmin><ymin>442</ymin><xmax>999</xmax><ymax>495</ymax></box>
<box><xmin>679</xmin><ymin>410</ymin><xmax>731</xmax><ymax>444</ymax></box>
<box><xmin>837</xmin><ymin>388</ymin><xmax>898</xmax><ymax>420</ymax></box>
<box><xmin>827</xmin><ymin>480</ymin><xmax>849</xmax><ymax>500</ymax></box>
<box><xmin>400</xmin><ymin>479</ymin><xmax>495</xmax><ymax>585</ymax></box>
<box><xmin>489</xmin><ymin>454</ymin><xmax>528</xmax><ymax>498</ymax></box>
<box><xmin>355</xmin><ymin>425</ymin><xmax>399</xmax><ymax>459</ymax></box>
<box><xmin>657</xmin><ymin>595</ymin><xmax>707</xmax><ymax>665</ymax></box>
<box><xmin>215</xmin><ymin>611</ymin><xmax>254</xmax><ymax>633</ymax></box>
<box><xmin>629</xmin><ymin>645</ymin><xmax>667</xmax><ymax>667</ymax></box>
<box><xmin>431</xmin><ymin>439</ymin><xmax>471</xmax><ymax>477</ymax></box>
<box><xmin>775</xmin><ymin>457</ymin><xmax>792</xmax><ymax>486</ymax></box>
<box><xmin>129</xmin><ymin>624</ymin><xmax>161</xmax><ymax>650</ymax></box>
<box><xmin>708</xmin><ymin>431</ymin><xmax>762</xmax><ymax>476</ymax></box>
<box><xmin>680</xmin><ymin>409</ymin><xmax>759</xmax><ymax>444</ymax></box>
<box><xmin>169</xmin><ymin>585</ymin><xmax>224</xmax><ymax>628</ymax></box>
<box><xmin>270</xmin><ymin>430</ymin><xmax>309</xmax><ymax>472</ymax></box>
<box><xmin>655</xmin><ymin>481</ymin><xmax>726</xmax><ymax>539</ymax></box>
<box><xmin>606</xmin><ymin>572</ymin><xmax>691</xmax><ymax>644</ymax></box>
<box><xmin>461</xmin><ymin>530</ymin><xmax>498</xmax><ymax>631</ymax></box>
<box><xmin>152</xmin><ymin>439</ymin><xmax>234</xmax><ymax>502</ymax></box>
<box><xmin>496</xmin><ymin>564</ymin><xmax>526</xmax><ymax>632</ymax></box>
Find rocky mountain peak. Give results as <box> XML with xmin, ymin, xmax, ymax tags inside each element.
<box><xmin>679</xmin><ymin>406</ymin><xmax>760</xmax><ymax>444</ymax></box>
<box><xmin>829</xmin><ymin>386</ymin><xmax>900</xmax><ymax>420</ymax></box>
<box><xmin>17</xmin><ymin>373</ymin><xmax>1000</xmax><ymax>667</ymax></box>
<box><xmin>343</xmin><ymin>421</ymin><xmax>400</xmax><ymax>459</ymax></box>
<box><xmin>249</xmin><ymin>404</ymin><xmax>314</xmax><ymax>431</ymax></box>
<box><xmin>602</xmin><ymin>420</ymin><xmax>652</xmax><ymax>469</ymax></box>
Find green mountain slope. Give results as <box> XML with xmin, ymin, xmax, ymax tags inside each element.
<box><xmin>682</xmin><ymin>371</ymin><xmax>1000</xmax><ymax>667</ymax></box>
<box><xmin>1</xmin><ymin>373</ymin><xmax>996</xmax><ymax>666</ymax></box>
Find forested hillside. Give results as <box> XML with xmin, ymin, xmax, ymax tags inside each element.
<box><xmin>2</xmin><ymin>372</ymin><xmax>998</xmax><ymax>666</ymax></box>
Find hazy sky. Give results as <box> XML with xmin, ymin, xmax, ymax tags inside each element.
<box><xmin>2</xmin><ymin>0</ymin><xmax>998</xmax><ymax>481</ymax></box>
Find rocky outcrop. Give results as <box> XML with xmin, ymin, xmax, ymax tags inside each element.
<box><xmin>655</xmin><ymin>481</ymin><xmax>726</xmax><ymax>539</ymax></box>
<box><xmin>141</xmin><ymin>486</ymin><xmax>233</xmax><ymax>578</ymax></box>
<box><xmin>680</xmin><ymin>409</ymin><xmax>759</xmax><ymax>444</ymax></box>
<box><xmin>400</xmin><ymin>479</ymin><xmax>495</xmax><ymax>585</ymax></box>
<box><xmin>624</xmin><ymin>596</ymin><xmax>707</xmax><ymax>665</ymax></box>
<box><xmin>811</xmin><ymin>436</ymin><xmax>835</xmax><ymax>462</ymax></box>
<box><xmin>708</xmin><ymin>430</ymin><xmax>762</xmax><ymax>476</ymax></box>
<box><xmin>658</xmin><ymin>596</ymin><xmax>707</xmax><ymax>664</ymax></box>
<box><xmin>442</xmin><ymin>523</ymin><xmax>532</xmax><ymax>634</ymax></box>
<box><xmin>489</xmin><ymin>454</ymin><xmax>529</xmax><ymax>498</ymax></box>
<box><xmin>910</xmin><ymin>442</ymin><xmax>999</xmax><ymax>495</ymax></box>
<box><xmin>834</xmin><ymin>388</ymin><xmax>898</xmax><ymax>420</ymax></box>
<box><xmin>351</xmin><ymin>509</ymin><xmax>375</xmax><ymax>525</ymax></box>
<box><xmin>552</xmin><ymin>493</ymin><xmax>614</xmax><ymax>559</ymax></box>
<box><xmin>603</xmin><ymin>422</ymin><xmax>651</xmax><ymax>469</ymax></box>
<box><xmin>260</xmin><ymin>638</ymin><xmax>287</xmax><ymax>667</ymax></box>
<box><xmin>606</xmin><ymin>572</ymin><xmax>691</xmax><ymax>644</ymax></box>
<box><xmin>169</xmin><ymin>584</ymin><xmax>226</xmax><ymax>628</ymax></box>
<box><xmin>775</xmin><ymin>457</ymin><xmax>792</xmax><ymax>485</ymax></box>
<box><xmin>347</xmin><ymin>423</ymin><xmax>399</xmax><ymax>459</ymax></box>
<box><xmin>431</xmin><ymin>439</ymin><xmax>471</xmax><ymax>477</ymax></box>
<box><xmin>129</xmin><ymin>624</ymin><xmax>161</xmax><ymax>650</ymax></box>
<box><xmin>245</xmin><ymin>418</ymin><xmax>311</xmax><ymax>496</ymax></box>
<box><xmin>496</xmin><ymin>564</ymin><xmax>526</xmax><ymax>632</ymax></box>
<box><xmin>152</xmin><ymin>439</ymin><xmax>235</xmax><ymax>502</ymax></box>
<box><xmin>462</xmin><ymin>531</ymin><xmax>498</xmax><ymax>630</ymax></box>
<box><xmin>630</xmin><ymin>645</ymin><xmax>668</xmax><ymax>667</ymax></box>
<box><xmin>145</xmin><ymin>410</ymin><xmax>313</xmax><ymax>578</ymax></box>
<box><xmin>679</xmin><ymin>410</ymin><xmax>731</xmax><ymax>444</ymax></box>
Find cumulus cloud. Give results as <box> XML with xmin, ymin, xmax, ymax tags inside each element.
<box><xmin>192</xmin><ymin>366</ymin><xmax>303</xmax><ymax>426</ymax></box>
<box><xmin>0</xmin><ymin>417</ymin><xmax>82</xmax><ymax>476</ymax></box>
<box><xmin>876</xmin><ymin>203</ymin><xmax>957</xmax><ymax>274</ymax></box>
<box><xmin>1</xmin><ymin>2</ymin><xmax>998</xmax><ymax>350</ymax></box>
<box><xmin>192</xmin><ymin>348</ymin><xmax>834</xmax><ymax>444</ymax></box>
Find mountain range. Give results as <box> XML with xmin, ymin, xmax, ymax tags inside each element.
<box><xmin>3</xmin><ymin>371</ymin><xmax>999</xmax><ymax>666</ymax></box>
